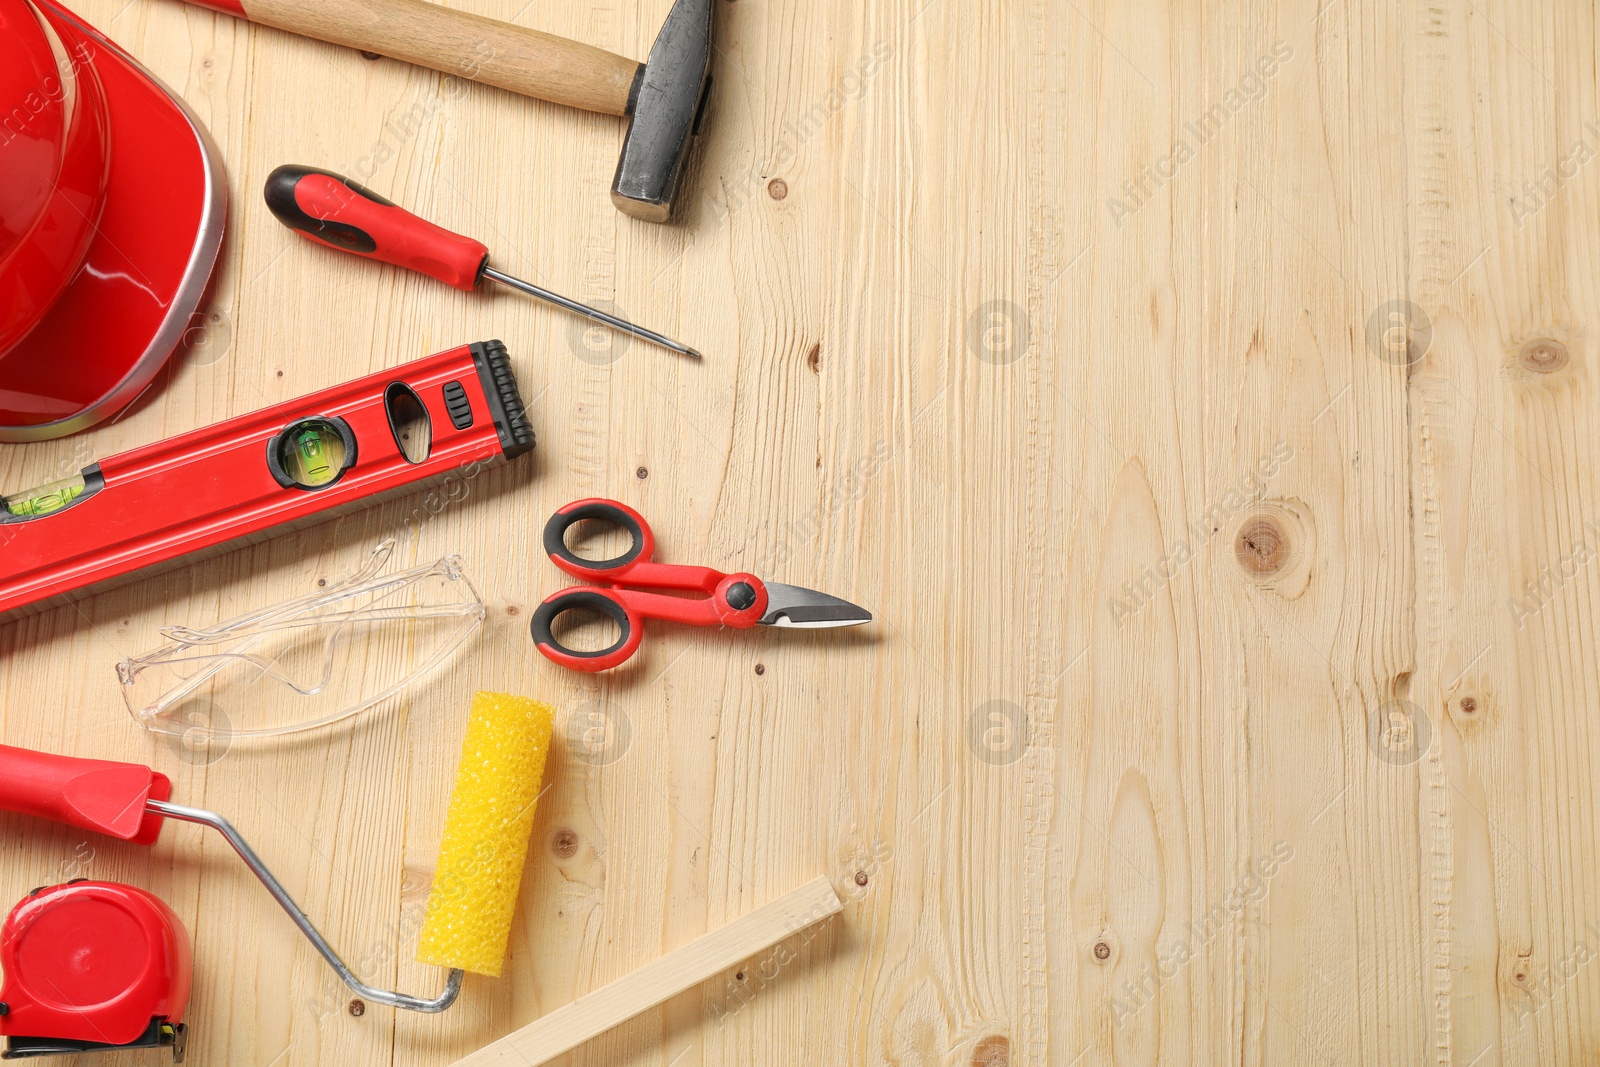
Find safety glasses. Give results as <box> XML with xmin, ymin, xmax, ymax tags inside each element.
<box><xmin>118</xmin><ymin>541</ymin><xmax>485</xmax><ymax>740</ymax></box>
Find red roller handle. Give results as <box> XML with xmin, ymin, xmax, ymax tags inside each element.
<box><xmin>0</xmin><ymin>744</ymin><xmax>170</xmax><ymax>845</ymax></box>
<box><xmin>263</xmin><ymin>164</ymin><xmax>490</xmax><ymax>292</ymax></box>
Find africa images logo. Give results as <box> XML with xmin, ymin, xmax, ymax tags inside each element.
<box><xmin>1106</xmin><ymin>41</ymin><xmax>1294</xmax><ymax>227</ymax></box>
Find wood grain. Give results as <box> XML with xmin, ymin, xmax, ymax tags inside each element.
<box><xmin>2</xmin><ymin>0</ymin><xmax>1599</xmax><ymax>1064</ymax></box>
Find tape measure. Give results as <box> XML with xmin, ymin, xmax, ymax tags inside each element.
<box><xmin>0</xmin><ymin>881</ymin><xmax>191</xmax><ymax>1061</ymax></box>
<box><xmin>0</xmin><ymin>340</ymin><xmax>534</xmax><ymax>622</ymax></box>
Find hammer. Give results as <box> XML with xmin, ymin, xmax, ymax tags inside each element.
<box><xmin>184</xmin><ymin>0</ymin><xmax>714</xmax><ymax>221</ymax></box>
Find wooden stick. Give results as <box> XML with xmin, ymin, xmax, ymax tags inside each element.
<box><xmin>450</xmin><ymin>876</ymin><xmax>844</xmax><ymax>1067</ymax></box>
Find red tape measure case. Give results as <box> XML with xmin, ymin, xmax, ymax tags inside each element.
<box><xmin>0</xmin><ymin>881</ymin><xmax>191</xmax><ymax>1055</ymax></box>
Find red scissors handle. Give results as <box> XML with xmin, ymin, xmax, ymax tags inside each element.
<box><xmin>532</xmin><ymin>499</ymin><xmax>768</xmax><ymax>672</ymax></box>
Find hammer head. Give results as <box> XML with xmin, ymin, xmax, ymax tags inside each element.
<box><xmin>611</xmin><ymin>0</ymin><xmax>715</xmax><ymax>222</ymax></box>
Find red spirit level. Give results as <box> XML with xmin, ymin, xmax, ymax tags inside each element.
<box><xmin>0</xmin><ymin>340</ymin><xmax>534</xmax><ymax>623</ymax></box>
<box><xmin>1</xmin><ymin>881</ymin><xmax>192</xmax><ymax>1061</ymax></box>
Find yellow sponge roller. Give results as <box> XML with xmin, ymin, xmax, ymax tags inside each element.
<box><xmin>416</xmin><ymin>691</ymin><xmax>555</xmax><ymax>977</ymax></box>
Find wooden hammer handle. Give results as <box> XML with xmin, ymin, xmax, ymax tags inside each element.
<box><xmin>199</xmin><ymin>0</ymin><xmax>640</xmax><ymax>115</ymax></box>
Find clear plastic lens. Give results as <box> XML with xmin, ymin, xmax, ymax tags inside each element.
<box><xmin>118</xmin><ymin>541</ymin><xmax>485</xmax><ymax>739</ymax></box>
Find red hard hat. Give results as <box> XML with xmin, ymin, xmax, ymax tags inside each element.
<box><xmin>0</xmin><ymin>0</ymin><xmax>226</xmax><ymax>440</ymax></box>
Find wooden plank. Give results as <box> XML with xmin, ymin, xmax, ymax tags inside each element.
<box><xmin>450</xmin><ymin>876</ymin><xmax>842</xmax><ymax>1066</ymax></box>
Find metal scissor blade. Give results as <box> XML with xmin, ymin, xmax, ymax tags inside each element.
<box><xmin>759</xmin><ymin>583</ymin><xmax>873</xmax><ymax>628</ymax></box>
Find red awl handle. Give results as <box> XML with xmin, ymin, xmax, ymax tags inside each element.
<box><xmin>263</xmin><ymin>164</ymin><xmax>489</xmax><ymax>291</ymax></box>
<box><xmin>0</xmin><ymin>744</ymin><xmax>170</xmax><ymax>844</ymax></box>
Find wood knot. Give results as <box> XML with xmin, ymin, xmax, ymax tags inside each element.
<box><xmin>768</xmin><ymin>178</ymin><xmax>789</xmax><ymax>200</ymax></box>
<box><xmin>399</xmin><ymin>864</ymin><xmax>433</xmax><ymax>904</ymax></box>
<box><xmin>1092</xmin><ymin>940</ymin><xmax>1112</xmax><ymax>961</ymax></box>
<box><xmin>854</xmin><ymin>869</ymin><xmax>869</xmax><ymax>887</ymax></box>
<box><xmin>1450</xmin><ymin>691</ymin><xmax>1488</xmax><ymax>730</ymax></box>
<box><xmin>1519</xmin><ymin>338</ymin><xmax>1569</xmax><ymax>374</ymax></box>
<box><xmin>1232</xmin><ymin>499</ymin><xmax>1315</xmax><ymax>598</ymax></box>
<box><xmin>1236</xmin><ymin>518</ymin><xmax>1287</xmax><ymax>574</ymax></box>
<box><xmin>971</xmin><ymin>1035</ymin><xmax>1010</xmax><ymax>1067</ymax></box>
<box><xmin>550</xmin><ymin>828</ymin><xmax>580</xmax><ymax>859</ymax></box>
<box><xmin>1511</xmin><ymin>953</ymin><xmax>1533</xmax><ymax>984</ymax></box>
<box><xmin>348</xmin><ymin>999</ymin><xmax>366</xmax><ymax>1016</ymax></box>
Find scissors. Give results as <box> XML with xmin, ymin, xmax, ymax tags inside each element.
<box><xmin>531</xmin><ymin>499</ymin><xmax>873</xmax><ymax>671</ymax></box>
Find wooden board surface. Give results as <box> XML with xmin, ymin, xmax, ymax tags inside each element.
<box><xmin>3</xmin><ymin>0</ymin><xmax>1599</xmax><ymax>1063</ymax></box>
<box><xmin>453</xmin><ymin>876</ymin><xmax>843</xmax><ymax>1066</ymax></box>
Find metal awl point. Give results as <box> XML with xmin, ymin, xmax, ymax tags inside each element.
<box><xmin>480</xmin><ymin>266</ymin><xmax>701</xmax><ymax>359</ymax></box>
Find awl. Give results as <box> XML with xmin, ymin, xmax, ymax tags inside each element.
<box><xmin>264</xmin><ymin>165</ymin><xmax>700</xmax><ymax>359</ymax></box>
